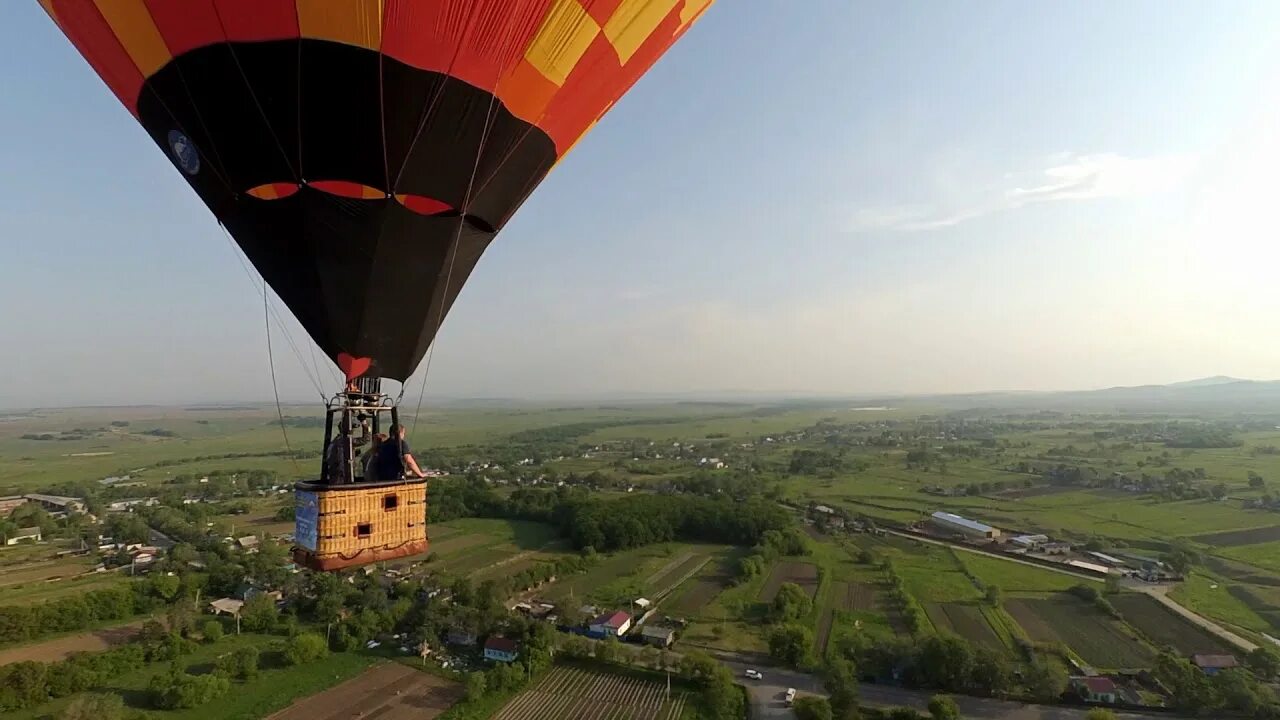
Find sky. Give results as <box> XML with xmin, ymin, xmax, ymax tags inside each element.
<box><xmin>4</xmin><ymin>1</ymin><xmax>1280</xmax><ymax>407</ymax></box>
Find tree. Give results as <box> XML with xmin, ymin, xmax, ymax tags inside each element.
<box><xmin>1214</xmin><ymin>667</ymin><xmax>1265</xmax><ymax>714</ymax></box>
<box><xmin>59</xmin><ymin>693</ymin><xmax>124</xmax><ymax>720</ymax></box>
<box><xmin>1156</xmin><ymin>651</ymin><xmax>1216</xmax><ymax>713</ymax></box>
<box><xmin>823</xmin><ymin>656</ymin><xmax>858</xmax><ymax>718</ymax></box>
<box><xmin>284</xmin><ymin>632</ymin><xmax>327</xmax><ymax>665</ymax></box>
<box><xmin>768</xmin><ymin>624</ymin><xmax>812</xmax><ymax>668</ymax></box>
<box><xmin>201</xmin><ymin>620</ymin><xmax>224</xmax><ymax>643</ymax></box>
<box><xmin>596</xmin><ymin>635</ymin><xmax>619</xmax><ymax>664</ymax></box>
<box><xmin>983</xmin><ymin>585</ymin><xmax>1002</xmax><ymax>606</ymax></box>
<box><xmin>231</xmin><ymin>646</ymin><xmax>259</xmax><ymax>680</ymax></box>
<box><xmin>1104</xmin><ymin>574</ymin><xmax>1121</xmax><ymax>595</ymax></box>
<box><xmin>889</xmin><ymin>708</ymin><xmax>925</xmax><ymax>720</ymax></box>
<box><xmin>1248</xmin><ymin>646</ymin><xmax>1280</xmax><ymax>680</ymax></box>
<box><xmin>1250</xmin><ymin>471</ymin><xmax>1266</xmax><ymax>489</ymax></box>
<box><xmin>968</xmin><ymin>648</ymin><xmax>1012</xmax><ymax>696</ymax></box>
<box><xmin>917</xmin><ymin>635</ymin><xmax>974</xmax><ymax>692</ymax></box>
<box><xmin>1024</xmin><ymin>659</ymin><xmax>1067</xmax><ymax>703</ymax></box>
<box><xmin>792</xmin><ymin>696</ymin><xmax>833</xmax><ymax>720</ymax></box>
<box><xmin>241</xmin><ymin>595</ymin><xmax>279</xmax><ymax>633</ymax></box>
<box><xmin>1084</xmin><ymin>711</ymin><xmax>1117</xmax><ymax>720</ymax></box>
<box><xmin>771</xmin><ymin>582</ymin><xmax>813</xmax><ymax>622</ymax></box>
<box><xmin>928</xmin><ymin>694</ymin><xmax>960</xmax><ymax>720</ymax></box>
<box><xmin>465</xmin><ymin>671</ymin><xmax>487</xmax><ymax>701</ymax></box>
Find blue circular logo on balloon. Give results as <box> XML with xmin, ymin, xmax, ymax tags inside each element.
<box><xmin>168</xmin><ymin>129</ymin><xmax>200</xmax><ymax>175</ymax></box>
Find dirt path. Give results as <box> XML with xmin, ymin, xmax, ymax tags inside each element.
<box><xmin>0</xmin><ymin>620</ymin><xmax>145</xmax><ymax>666</ymax></box>
<box><xmin>1132</xmin><ymin>581</ymin><xmax>1258</xmax><ymax>653</ymax></box>
<box><xmin>266</xmin><ymin>662</ymin><xmax>461</xmax><ymax>720</ymax></box>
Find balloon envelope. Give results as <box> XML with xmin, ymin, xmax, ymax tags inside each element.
<box><xmin>40</xmin><ymin>0</ymin><xmax>714</xmax><ymax>380</ymax></box>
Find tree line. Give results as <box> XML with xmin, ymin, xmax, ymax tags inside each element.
<box><xmin>429</xmin><ymin>478</ymin><xmax>793</xmax><ymax>552</ymax></box>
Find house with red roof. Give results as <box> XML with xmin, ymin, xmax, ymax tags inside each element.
<box><xmin>1070</xmin><ymin>676</ymin><xmax>1118</xmax><ymax>704</ymax></box>
<box><xmin>483</xmin><ymin>636</ymin><xmax>519</xmax><ymax>663</ymax></box>
<box><xmin>589</xmin><ymin>610</ymin><xmax>631</xmax><ymax>638</ymax></box>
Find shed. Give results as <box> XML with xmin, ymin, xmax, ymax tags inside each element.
<box><xmin>640</xmin><ymin>624</ymin><xmax>676</xmax><ymax>648</ymax></box>
<box><xmin>209</xmin><ymin>598</ymin><xmax>244</xmax><ymax>616</ymax></box>
<box><xmin>1192</xmin><ymin>654</ymin><xmax>1238</xmax><ymax>675</ymax></box>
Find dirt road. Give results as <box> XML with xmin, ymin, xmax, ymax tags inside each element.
<box><xmin>0</xmin><ymin>621</ymin><xmax>144</xmax><ymax>666</ymax></box>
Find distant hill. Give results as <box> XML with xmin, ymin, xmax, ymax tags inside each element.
<box><xmin>1164</xmin><ymin>375</ymin><xmax>1248</xmax><ymax>388</ymax></box>
<box><xmin>870</xmin><ymin>377</ymin><xmax>1280</xmax><ymax>414</ymax></box>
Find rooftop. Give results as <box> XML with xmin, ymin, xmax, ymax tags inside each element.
<box><xmin>1192</xmin><ymin>654</ymin><xmax>1238</xmax><ymax>669</ymax></box>
<box><xmin>930</xmin><ymin>511</ymin><xmax>995</xmax><ymax>534</ymax></box>
<box><xmin>593</xmin><ymin>610</ymin><xmax>630</xmax><ymax>628</ymax></box>
<box><xmin>641</xmin><ymin>624</ymin><xmax>676</xmax><ymax>638</ymax></box>
<box><xmin>1074</xmin><ymin>676</ymin><xmax>1118</xmax><ymax>694</ymax></box>
<box><xmin>484</xmin><ymin>636</ymin><xmax>519</xmax><ymax>653</ymax></box>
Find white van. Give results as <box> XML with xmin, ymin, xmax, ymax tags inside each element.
<box><xmin>784</xmin><ymin>688</ymin><xmax>796</xmax><ymax>705</ymax></box>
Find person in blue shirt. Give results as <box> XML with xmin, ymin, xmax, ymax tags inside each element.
<box><xmin>375</xmin><ymin>423</ymin><xmax>426</xmax><ymax>480</ymax></box>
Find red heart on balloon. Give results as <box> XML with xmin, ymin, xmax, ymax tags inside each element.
<box><xmin>336</xmin><ymin>353</ymin><xmax>372</xmax><ymax>381</ymax></box>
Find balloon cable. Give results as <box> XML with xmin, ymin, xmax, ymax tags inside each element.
<box><xmin>265</xmin><ymin>292</ymin><xmax>302</xmax><ymax>478</ymax></box>
<box><xmin>410</xmin><ymin>92</ymin><xmax>501</xmax><ymax>441</ymax></box>
<box><xmin>216</xmin><ymin>224</ymin><xmax>327</xmax><ymax>400</ymax></box>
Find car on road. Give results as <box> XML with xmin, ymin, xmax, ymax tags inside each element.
<box><xmin>744</xmin><ymin>669</ymin><xmax>763</xmax><ymax>680</ymax></box>
<box><xmin>784</xmin><ymin>688</ymin><xmax>796</xmax><ymax>705</ymax></box>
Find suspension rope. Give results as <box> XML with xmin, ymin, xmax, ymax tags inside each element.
<box><xmin>217</xmin><ymin>224</ymin><xmax>327</xmax><ymax>400</ymax></box>
<box><xmin>410</xmin><ymin>90</ymin><xmax>501</xmax><ymax>440</ymax></box>
<box><xmin>265</xmin><ymin>292</ymin><xmax>302</xmax><ymax>478</ymax></box>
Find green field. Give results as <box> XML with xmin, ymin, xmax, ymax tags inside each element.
<box><xmin>1004</xmin><ymin>594</ymin><xmax>1155</xmax><ymax>669</ymax></box>
<box><xmin>7</xmin><ymin>634</ymin><xmax>378</xmax><ymax>720</ymax></box>
<box><xmin>1110</xmin><ymin>593</ymin><xmax>1236</xmax><ymax>656</ymax></box>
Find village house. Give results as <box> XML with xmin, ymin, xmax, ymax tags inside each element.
<box><xmin>589</xmin><ymin>610</ymin><xmax>632</xmax><ymax>638</ymax></box>
<box><xmin>1070</xmin><ymin>676</ymin><xmax>1119</xmax><ymax>704</ymax></box>
<box><xmin>483</xmin><ymin>636</ymin><xmax>519</xmax><ymax>663</ymax></box>
<box><xmin>4</xmin><ymin>527</ymin><xmax>42</xmax><ymax>545</ymax></box>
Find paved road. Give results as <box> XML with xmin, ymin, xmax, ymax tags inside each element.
<box><xmin>720</xmin><ymin>661</ymin><xmax>1188</xmax><ymax>720</ymax></box>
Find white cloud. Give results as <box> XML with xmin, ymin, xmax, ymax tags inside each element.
<box><xmin>848</xmin><ymin>152</ymin><xmax>1197</xmax><ymax>233</ymax></box>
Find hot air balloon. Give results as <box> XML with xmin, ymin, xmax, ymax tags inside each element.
<box><xmin>39</xmin><ymin>0</ymin><xmax>714</xmax><ymax>571</ymax></box>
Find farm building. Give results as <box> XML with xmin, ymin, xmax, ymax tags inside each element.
<box><xmin>24</xmin><ymin>493</ymin><xmax>86</xmax><ymax>514</ymax></box>
<box><xmin>1042</xmin><ymin>541</ymin><xmax>1071</xmax><ymax>555</ymax></box>
<box><xmin>483</xmin><ymin>637</ymin><xmax>519</xmax><ymax>663</ymax></box>
<box><xmin>1065</xmin><ymin>560</ymin><xmax>1112</xmax><ymax>575</ymax></box>
<box><xmin>1010</xmin><ymin>534</ymin><xmax>1048</xmax><ymax>550</ymax></box>
<box><xmin>106</xmin><ymin>497</ymin><xmax>159</xmax><ymax>512</ymax></box>
<box><xmin>0</xmin><ymin>495</ymin><xmax>27</xmax><ymax>516</ymax></box>
<box><xmin>589</xmin><ymin>610</ymin><xmax>632</xmax><ymax>638</ymax></box>
<box><xmin>4</xmin><ymin>527</ymin><xmax>41</xmax><ymax>545</ymax></box>
<box><xmin>1070</xmin><ymin>677</ymin><xmax>1119</xmax><ymax>704</ymax></box>
<box><xmin>1087</xmin><ymin>551</ymin><xmax>1125</xmax><ymax>566</ymax></box>
<box><xmin>640</xmin><ymin>625</ymin><xmax>676</xmax><ymax>648</ymax></box>
<box><xmin>1192</xmin><ymin>654</ymin><xmax>1238</xmax><ymax>676</ymax></box>
<box><xmin>930</xmin><ymin>511</ymin><xmax>1001</xmax><ymax>539</ymax></box>
<box><xmin>209</xmin><ymin>598</ymin><xmax>244</xmax><ymax>616</ymax></box>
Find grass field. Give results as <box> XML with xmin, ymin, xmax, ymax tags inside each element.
<box><xmin>8</xmin><ymin>634</ymin><xmax>379</xmax><ymax>720</ymax></box>
<box><xmin>955</xmin><ymin>553</ymin><xmax>1086</xmax><ymax>593</ymax></box>
<box><xmin>1216</xmin><ymin>540</ymin><xmax>1280</xmax><ymax>574</ymax></box>
<box><xmin>925</xmin><ymin>602</ymin><xmax>1007</xmax><ymax>652</ymax></box>
<box><xmin>1169</xmin><ymin>572</ymin><xmax>1276</xmax><ymax>635</ymax></box>
<box><xmin>1110</xmin><ymin>593</ymin><xmax>1235</xmax><ymax>656</ymax></box>
<box><xmin>1004</xmin><ymin>595</ymin><xmax>1154</xmax><ymax>669</ymax></box>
